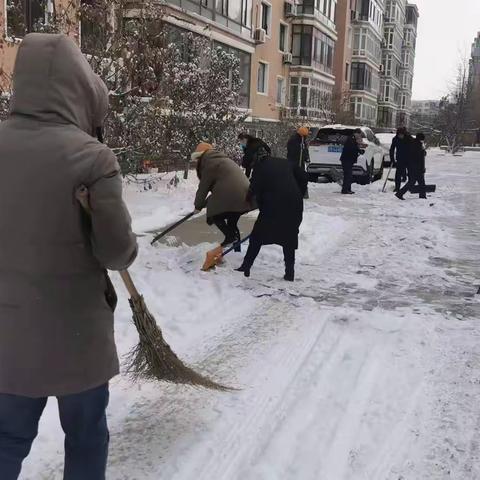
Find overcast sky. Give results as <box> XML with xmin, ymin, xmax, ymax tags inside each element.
<box><xmin>412</xmin><ymin>0</ymin><xmax>480</xmax><ymax>100</ymax></box>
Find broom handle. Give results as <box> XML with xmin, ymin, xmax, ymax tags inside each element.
<box><xmin>119</xmin><ymin>270</ymin><xmax>141</xmax><ymax>301</ymax></box>
<box><xmin>75</xmin><ymin>186</ymin><xmax>142</xmax><ymax>302</ymax></box>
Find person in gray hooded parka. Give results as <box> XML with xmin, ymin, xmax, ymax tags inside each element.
<box><xmin>0</xmin><ymin>33</ymin><xmax>137</xmax><ymax>480</ymax></box>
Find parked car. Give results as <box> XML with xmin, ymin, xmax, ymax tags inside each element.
<box><xmin>375</xmin><ymin>132</ymin><xmax>396</xmax><ymax>167</ymax></box>
<box><xmin>307</xmin><ymin>125</ymin><xmax>385</xmax><ymax>184</ymax></box>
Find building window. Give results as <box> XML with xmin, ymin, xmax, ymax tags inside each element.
<box><xmin>257</xmin><ymin>62</ymin><xmax>268</xmax><ymax>94</ymax></box>
<box><xmin>345</xmin><ymin>62</ymin><xmax>350</xmax><ymax>82</ymax></box>
<box><xmin>384</xmin><ymin>27</ymin><xmax>394</xmax><ymax>49</ymax></box>
<box><xmin>6</xmin><ymin>0</ymin><xmax>54</xmax><ymax>39</ymax></box>
<box><xmin>350</xmin><ymin>62</ymin><xmax>373</xmax><ymax>92</ymax></box>
<box><xmin>276</xmin><ymin>77</ymin><xmax>285</xmax><ymax>105</ymax></box>
<box><xmin>261</xmin><ymin>2</ymin><xmax>271</xmax><ymax>36</ymax></box>
<box><xmin>353</xmin><ymin>27</ymin><xmax>382</xmax><ymax>64</ymax></box>
<box><xmin>279</xmin><ymin>23</ymin><xmax>288</xmax><ymax>52</ymax></box>
<box><xmin>292</xmin><ymin>24</ymin><xmax>335</xmax><ymax>74</ymax></box>
<box><xmin>216</xmin><ymin>0</ymin><xmax>229</xmax><ymax>16</ymax></box>
<box><xmin>214</xmin><ymin>41</ymin><xmax>252</xmax><ymax>108</ymax></box>
<box><xmin>173</xmin><ymin>0</ymin><xmax>253</xmax><ymax>33</ymax></box>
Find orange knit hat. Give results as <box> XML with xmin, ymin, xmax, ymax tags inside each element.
<box><xmin>297</xmin><ymin>127</ymin><xmax>310</xmax><ymax>137</ymax></box>
<box><xmin>195</xmin><ymin>142</ymin><xmax>213</xmax><ymax>154</ymax></box>
<box><xmin>191</xmin><ymin>142</ymin><xmax>213</xmax><ymax>162</ymax></box>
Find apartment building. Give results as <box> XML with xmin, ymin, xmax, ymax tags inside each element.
<box><xmin>411</xmin><ymin>100</ymin><xmax>439</xmax><ymax>120</ymax></box>
<box><xmin>0</xmin><ymin>0</ymin><xmax>420</xmax><ymax>130</ymax></box>
<box><xmin>469</xmin><ymin>32</ymin><xmax>480</xmax><ymax>124</ymax></box>
<box><xmin>287</xmin><ymin>0</ymin><xmax>338</xmax><ymax>122</ymax></box>
<box><xmin>333</xmin><ymin>0</ymin><xmax>359</xmax><ymax>110</ymax></box>
<box><xmin>0</xmin><ymin>0</ymin><xmax>68</xmax><ymax>90</ymax></box>
<box><xmin>349</xmin><ymin>0</ymin><xmax>384</xmax><ymax>126</ymax></box>
<box><xmin>377</xmin><ymin>0</ymin><xmax>405</xmax><ymax>128</ymax></box>
<box><xmin>397</xmin><ymin>3</ymin><xmax>419</xmax><ymax>127</ymax></box>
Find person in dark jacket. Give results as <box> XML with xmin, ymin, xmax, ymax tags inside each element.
<box><xmin>340</xmin><ymin>128</ymin><xmax>364</xmax><ymax>194</ymax></box>
<box><xmin>236</xmin><ymin>156</ymin><xmax>308</xmax><ymax>281</ymax></box>
<box><xmin>390</xmin><ymin>127</ymin><xmax>412</xmax><ymax>192</ymax></box>
<box><xmin>238</xmin><ymin>133</ymin><xmax>271</xmax><ymax>178</ymax></box>
<box><xmin>287</xmin><ymin>127</ymin><xmax>310</xmax><ymax>198</ymax></box>
<box><xmin>396</xmin><ymin>133</ymin><xmax>427</xmax><ymax>200</ymax></box>
<box><xmin>193</xmin><ymin>143</ymin><xmax>252</xmax><ymax>247</ymax></box>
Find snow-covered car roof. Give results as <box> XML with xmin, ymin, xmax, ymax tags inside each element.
<box><xmin>320</xmin><ymin>124</ymin><xmax>372</xmax><ymax>132</ymax></box>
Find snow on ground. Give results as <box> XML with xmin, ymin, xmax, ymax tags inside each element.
<box><xmin>22</xmin><ymin>151</ymin><xmax>480</xmax><ymax>479</ymax></box>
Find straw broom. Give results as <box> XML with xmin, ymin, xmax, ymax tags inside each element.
<box><xmin>76</xmin><ymin>186</ymin><xmax>229</xmax><ymax>391</ymax></box>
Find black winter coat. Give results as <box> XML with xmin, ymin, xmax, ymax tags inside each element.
<box><xmin>408</xmin><ymin>139</ymin><xmax>426</xmax><ymax>176</ymax></box>
<box><xmin>390</xmin><ymin>135</ymin><xmax>412</xmax><ymax>166</ymax></box>
<box><xmin>287</xmin><ymin>133</ymin><xmax>310</xmax><ymax>168</ymax></box>
<box><xmin>242</xmin><ymin>138</ymin><xmax>271</xmax><ymax>171</ymax></box>
<box><xmin>248</xmin><ymin>157</ymin><xmax>307</xmax><ymax>249</ymax></box>
<box><xmin>340</xmin><ymin>136</ymin><xmax>362</xmax><ymax>165</ymax></box>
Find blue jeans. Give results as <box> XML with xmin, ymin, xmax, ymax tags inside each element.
<box><xmin>0</xmin><ymin>384</ymin><xmax>109</xmax><ymax>480</ymax></box>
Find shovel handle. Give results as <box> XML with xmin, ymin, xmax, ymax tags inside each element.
<box><xmin>151</xmin><ymin>211</ymin><xmax>196</xmax><ymax>245</ymax></box>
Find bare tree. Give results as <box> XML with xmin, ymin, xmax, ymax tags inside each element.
<box><xmin>434</xmin><ymin>57</ymin><xmax>475</xmax><ymax>153</ymax></box>
<box><xmin>0</xmin><ymin>1</ymin><xmax>247</xmax><ymax>173</ymax></box>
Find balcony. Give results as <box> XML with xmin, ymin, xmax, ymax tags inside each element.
<box><xmin>293</xmin><ymin>0</ymin><xmax>337</xmax><ymax>36</ymax></box>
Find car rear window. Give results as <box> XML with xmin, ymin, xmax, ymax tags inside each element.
<box><xmin>314</xmin><ymin>128</ymin><xmax>365</xmax><ymax>145</ymax></box>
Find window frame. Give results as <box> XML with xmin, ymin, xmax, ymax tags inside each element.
<box><xmin>276</xmin><ymin>75</ymin><xmax>286</xmax><ymax>105</ymax></box>
<box><xmin>279</xmin><ymin>21</ymin><xmax>289</xmax><ymax>53</ymax></box>
<box><xmin>260</xmin><ymin>1</ymin><xmax>272</xmax><ymax>37</ymax></box>
<box><xmin>257</xmin><ymin>61</ymin><xmax>269</xmax><ymax>95</ymax></box>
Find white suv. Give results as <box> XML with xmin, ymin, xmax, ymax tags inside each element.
<box><xmin>307</xmin><ymin>125</ymin><xmax>385</xmax><ymax>184</ymax></box>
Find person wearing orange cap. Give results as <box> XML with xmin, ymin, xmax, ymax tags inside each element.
<box><xmin>192</xmin><ymin>143</ymin><xmax>252</xmax><ymax>247</ymax></box>
<box><xmin>287</xmin><ymin>127</ymin><xmax>311</xmax><ymax>199</ymax></box>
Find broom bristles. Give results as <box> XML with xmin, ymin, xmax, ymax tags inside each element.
<box><xmin>124</xmin><ymin>296</ymin><xmax>232</xmax><ymax>391</ymax></box>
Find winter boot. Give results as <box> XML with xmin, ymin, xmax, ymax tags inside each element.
<box><xmin>236</xmin><ymin>264</ymin><xmax>251</xmax><ymax>278</ymax></box>
<box><xmin>395</xmin><ymin>192</ymin><xmax>405</xmax><ymax>201</ymax></box>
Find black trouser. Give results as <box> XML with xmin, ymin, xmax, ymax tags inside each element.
<box><xmin>395</xmin><ymin>163</ymin><xmax>408</xmax><ymax>191</ymax></box>
<box><xmin>243</xmin><ymin>236</ymin><xmax>295</xmax><ymax>271</ymax></box>
<box><xmin>212</xmin><ymin>213</ymin><xmax>241</xmax><ymax>242</ymax></box>
<box><xmin>398</xmin><ymin>171</ymin><xmax>427</xmax><ymax>198</ymax></box>
<box><xmin>341</xmin><ymin>161</ymin><xmax>353</xmax><ymax>193</ymax></box>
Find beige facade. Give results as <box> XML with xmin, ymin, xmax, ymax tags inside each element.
<box><xmin>0</xmin><ymin>1</ymin><xmax>342</xmax><ymax>128</ymax></box>
<box><xmin>0</xmin><ymin>0</ymin><xmax>77</xmax><ymax>90</ymax></box>
<box><xmin>163</xmin><ymin>1</ymin><xmax>289</xmax><ymax>124</ymax></box>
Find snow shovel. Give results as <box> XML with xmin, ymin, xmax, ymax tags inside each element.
<box><xmin>151</xmin><ymin>211</ymin><xmax>196</xmax><ymax>246</ymax></box>
<box><xmin>202</xmin><ymin>236</ymin><xmax>251</xmax><ymax>272</ymax></box>
<box><xmin>76</xmin><ymin>187</ymin><xmax>229</xmax><ymax>391</ymax></box>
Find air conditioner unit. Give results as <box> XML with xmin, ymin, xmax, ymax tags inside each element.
<box><xmin>351</xmin><ymin>10</ymin><xmax>359</xmax><ymax>21</ymax></box>
<box><xmin>285</xmin><ymin>1</ymin><xmax>297</xmax><ymax>17</ymax></box>
<box><xmin>283</xmin><ymin>52</ymin><xmax>293</xmax><ymax>64</ymax></box>
<box><xmin>254</xmin><ymin>28</ymin><xmax>266</xmax><ymax>44</ymax></box>
<box><xmin>379</xmin><ymin>64</ymin><xmax>385</xmax><ymax>74</ymax></box>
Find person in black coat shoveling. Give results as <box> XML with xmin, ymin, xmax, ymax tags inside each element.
<box><xmin>390</xmin><ymin>127</ymin><xmax>412</xmax><ymax>192</ymax></box>
<box><xmin>340</xmin><ymin>129</ymin><xmax>364</xmax><ymax>194</ymax></box>
<box><xmin>287</xmin><ymin>127</ymin><xmax>310</xmax><ymax>198</ymax></box>
<box><xmin>238</xmin><ymin>133</ymin><xmax>271</xmax><ymax>178</ymax></box>
<box><xmin>396</xmin><ymin>133</ymin><xmax>427</xmax><ymax>200</ymax></box>
<box><xmin>236</xmin><ymin>156</ymin><xmax>308</xmax><ymax>282</ymax></box>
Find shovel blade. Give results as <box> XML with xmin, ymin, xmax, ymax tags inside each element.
<box><xmin>202</xmin><ymin>246</ymin><xmax>224</xmax><ymax>271</ymax></box>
